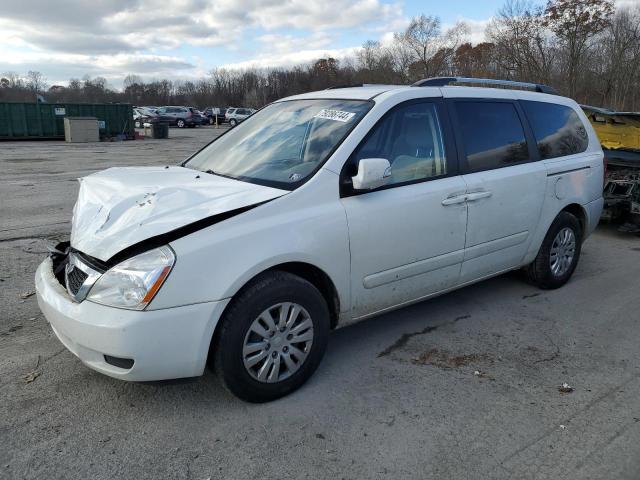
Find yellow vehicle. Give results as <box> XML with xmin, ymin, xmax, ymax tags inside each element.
<box><xmin>581</xmin><ymin>105</ymin><xmax>640</xmax><ymax>230</ymax></box>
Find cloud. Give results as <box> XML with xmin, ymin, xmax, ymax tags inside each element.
<box><xmin>0</xmin><ymin>0</ymin><xmax>402</xmax><ymax>85</ymax></box>
<box><xmin>0</xmin><ymin>50</ymin><xmax>194</xmax><ymax>85</ymax></box>
<box><xmin>615</xmin><ymin>0</ymin><xmax>640</xmax><ymax>10</ymax></box>
<box><xmin>221</xmin><ymin>46</ymin><xmax>360</xmax><ymax>70</ymax></box>
<box><xmin>452</xmin><ymin>18</ymin><xmax>491</xmax><ymax>45</ymax></box>
<box><xmin>0</xmin><ymin>0</ymin><xmax>400</xmax><ymax>56</ymax></box>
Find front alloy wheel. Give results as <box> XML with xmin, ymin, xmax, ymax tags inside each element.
<box><xmin>243</xmin><ymin>302</ymin><xmax>314</xmax><ymax>383</ymax></box>
<box><xmin>212</xmin><ymin>271</ymin><xmax>330</xmax><ymax>402</ymax></box>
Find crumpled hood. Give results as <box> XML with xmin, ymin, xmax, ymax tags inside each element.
<box><xmin>70</xmin><ymin>166</ymin><xmax>287</xmax><ymax>261</ymax></box>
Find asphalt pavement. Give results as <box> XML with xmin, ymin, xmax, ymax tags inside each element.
<box><xmin>1</xmin><ymin>126</ymin><xmax>639</xmax><ymax>479</ymax></box>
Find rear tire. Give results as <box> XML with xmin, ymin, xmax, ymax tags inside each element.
<box><xmin>229</xmin><ymin>118</ymin><xmax>237</xmax><ymax>127</ymax></box>
<box><xmin>526</xmin><ymin>211</ymin><xmax>582</xmax><ymax>289</ymax></box>
<box><xmin>212</xmin><ymin>271</ymin><xmax>330</xmax><ymax>403</ymax></box>
<box><xmin>177</xmin><ymin>119</ymin><xmax>185</xmax><ymax>128</ymax></box>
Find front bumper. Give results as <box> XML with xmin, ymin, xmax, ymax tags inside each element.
<box><xmin>35</xmin><ymin>257</ymin><xmax>229</xmax><ymax>381</ymax></box>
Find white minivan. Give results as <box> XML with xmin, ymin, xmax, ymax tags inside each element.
<box><xmin>36</xmin><ymin>78</ymin><xmax>604</xmax><ymax>402</ymax></box>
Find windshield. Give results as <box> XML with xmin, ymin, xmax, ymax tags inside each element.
<box><xmin>185</xmin><ymin>99</ymin><xmax>372</xmax><ymax>189</ymax></box>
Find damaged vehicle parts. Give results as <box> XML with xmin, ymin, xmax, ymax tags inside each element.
<box><xmin>582</xmin><ymin>105</ymin><xmax>640</xmax><ymax>231</ymax></box>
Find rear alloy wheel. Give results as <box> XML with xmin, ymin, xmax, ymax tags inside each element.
<box><xmin>212</xmin><ymin>271</ymin><xmax>330</xmax><ymax>402</ymax></box>
<box><xmin>177</xmin><ymin>119</ymin><xmax>185</xmax><ymax>128</ymax></box>
<box><xmin>526</xmin><ymin>211</ymin><xmax>582</xmax><ymax>289</ymax></box>
<box><xmin>229</xmin><ymin>118</ymin><xmax>237</xmax><ymax>127</ymax></box>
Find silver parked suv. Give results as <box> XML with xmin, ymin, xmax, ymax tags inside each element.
<box><xmin>225</xmin><ymin>107</ymin><xmax>256</xmax><ymax>127</ymax></box>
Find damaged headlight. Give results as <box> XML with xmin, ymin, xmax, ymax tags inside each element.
<box><xmin>86</xmin><ymin>246</ymin><xmax>175</xmax><ymax>310</ymax></box>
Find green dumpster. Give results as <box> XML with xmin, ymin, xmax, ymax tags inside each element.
<box><xmin>0</xmin><ymin>102</ymin><xmax>134</xmax><ymax>140</ymax></box>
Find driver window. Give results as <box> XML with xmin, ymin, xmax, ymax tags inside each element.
<box><xmin>351</xmin><ymin>102</ymin><xmax>447</xmax><ymax>185</ymax></box>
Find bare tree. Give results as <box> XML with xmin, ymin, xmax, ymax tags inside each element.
<box><xmin>2</xmin><ymin>0</ymin><xmax>639</xmax><ymax>111</ymax></box>
<box><xmin>394</xmin><ymin>15</ymin><xmax>442</xmax><ymax>79</ymax></box>
<box><xmin>486</xmin><ymin>0</ymin><xmax>553</xmax><ymax>83</ymax></box>
<box><xmin>544</xmin><ymin>0</ymin><xmax>614</xmax><ymax>96</ymax></box>
<box><xmin>26</xmin><ymin>70</ymin><xmax>47</xmax><ymax>94</ymax></box>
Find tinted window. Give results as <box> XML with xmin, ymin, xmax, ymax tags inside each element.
<box><xmin>455</xmin><ymin>102</ymin><xmax>529</xmax><ymax>172</ymax></box>
<box><xmin>351</xmin><ymin>102</ymin><xmax>447</xmax><ymax>186</ymax></box>
<box><xmin>521</xmin><ymin>101</ymin><xmax>588</xmax><ymax>159</ymax></box>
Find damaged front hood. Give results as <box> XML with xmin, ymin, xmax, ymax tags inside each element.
<box><xmin>70</xmin><ymin>166</ymin><xmax>287</xmax><ymax>261</ymax></box>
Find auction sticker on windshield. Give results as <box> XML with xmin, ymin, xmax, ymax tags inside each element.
<box><xmin>314</xmin><ymin>109</ymin><xmax>356</xmax><ymax>122</ymax></box>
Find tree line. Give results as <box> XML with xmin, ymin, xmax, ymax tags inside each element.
<box><xmin>1</xmin><ymin>0</ymin><xmax>639</xmax><ymax>112</ymax></box>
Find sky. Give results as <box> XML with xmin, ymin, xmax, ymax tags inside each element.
<box><xmin>0</xmin><ymin>0</ymin><xmax>635</xmax><ymax>89</ymax></box>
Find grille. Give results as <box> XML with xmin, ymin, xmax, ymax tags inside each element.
<box><xmin>66</xmin><ymin>266</ymin><xmax>88</xmax><ymax>295</ymax></box>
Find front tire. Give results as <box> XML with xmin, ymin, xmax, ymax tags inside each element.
<box><xmin>212</xmin><ymin>271</ymin><xmax>330</xmax><ymax>402</ymax></box>
<box><xmin>177</xmin><ymin>119</ymin><xmax>185</xmax><ymax>128</ymax></box>
<box><xmin>526</xmin><ymin>211</ymin><xmax>582</xmax><ymax>289</ymax></box>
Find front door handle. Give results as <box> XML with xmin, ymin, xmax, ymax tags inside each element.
<box><xmin>466</xmin><ymin>191</ymin><xmax>492</xmax><ymax>202</ymax></box>
<box><xmin>442</xmin><ymin>194</ymin><xmax>468</xmax><ymax>206</ymax></box>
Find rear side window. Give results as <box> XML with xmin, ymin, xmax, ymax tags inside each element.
<box><xmin>454</xmin><ymin>101</ymin><xmax>529</xmax><ymax>172</ymax></box>
<box><xmin>521</xmin><ymin>101</ymin><xmax>589</xmax><ymax>159</ymax></box>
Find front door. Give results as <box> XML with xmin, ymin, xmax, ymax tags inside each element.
<box><xmin>340</xmin><ymin>99</ymin><xmax>468</xmax><ymax>319</ymax></box>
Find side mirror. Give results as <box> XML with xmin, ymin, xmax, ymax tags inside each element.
<box><xmin>351</xmin><ymin>158</ymin><xmax>391</xmax><ymax>190</ymax></box>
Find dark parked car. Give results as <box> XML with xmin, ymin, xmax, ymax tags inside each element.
<box><xmin>191</xmin><ymin>109</ymin><xmax>209</xmax><ymax>126</ymax></box>
<box><xmin>204</xmin><ymin>107</ymin><xmax>227</xmax><ymax>125</ymax></box>
<box><xmin>155</xmin><ymin>106</ymin><xmax>201</xmax><ymax>128</ymax></box>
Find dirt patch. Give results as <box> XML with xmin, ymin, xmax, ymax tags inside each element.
<box><xmin>411</xmin><ymin>348</ymin><xmax>492</xmax><ymax>369</ymax></box>
<box><xmin>377</xmin><ymin>315</ymin><xmax>472</xmax><ymax>358</ymax></box>
<box><xmin>522</xmin><ymin>292</ymin><xmax>541</xmax><ymax>299</ymax></box>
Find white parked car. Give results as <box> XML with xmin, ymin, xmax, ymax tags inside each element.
<box><xmin>225</xmin><ymin>107</ymin><xmax>255</xmax><ymax>127</ymax></box>
<box><xmin>36</xmin><ymin>78</ymin><xmax>604</xmax><ymax>402</ymax></box>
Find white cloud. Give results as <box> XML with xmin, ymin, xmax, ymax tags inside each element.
<box><xmin>220</xmin><ymin>46</ymin><xmax>361</xmax><ymax>70</ymax></box>
<box><xmin>453</xmin><ymin>18</ymin><xmax>491</xmax><ymax>45</ymax></box>
<box><xmin>615</xmin><ymin>0</ymin><xmax>640</xmax><ymax>9</ymax></box>
<box><xmin>0</xmin><ymin>0</ymin><xmax>402</xmax><ymax>85</ymax></box>
<box><xmin>0</xmin><ymin>0</ymin><xmax>400</xmax><ymax>56</ymax></box>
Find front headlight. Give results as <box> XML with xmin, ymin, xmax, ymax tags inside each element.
<box><xmin>86</xmin><ymin>246</ymin><xmax>175</xmax><ymax>310</ymax></box>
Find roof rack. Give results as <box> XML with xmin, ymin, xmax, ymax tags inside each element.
<box><xmin>412</xmin><ymin>77</ymin><xmax>559</xmax><ymax>95</ymax></box>
<box><xmin>325</xmin><ymin>83</ymin><xmax>399</xmax><ymax>90</ymax></box>
<box><xmin>326</xmin><ymin>84</ymin><xmax>364</xmax><ymax>90</ymax></box>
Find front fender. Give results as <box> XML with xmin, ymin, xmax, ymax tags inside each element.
<box><xmin>149</xmin><ymin>171</ymin><xmax>351</xmax><ymax>313</ymax></box>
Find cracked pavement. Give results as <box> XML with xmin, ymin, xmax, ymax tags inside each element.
<box><xmin>1</xmin><ymin>127</ymin><xmax>640</xmax><ymax>479</ymax></box>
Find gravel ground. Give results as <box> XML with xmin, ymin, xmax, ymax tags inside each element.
<box><xmin>1</xmin><ymin>127</ymin><xmax>640</xmax><ymax>480</ymax></box>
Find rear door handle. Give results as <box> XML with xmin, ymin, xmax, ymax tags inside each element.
<box><xmin>442</xmin><ymin>194</ymin><xmax>468</xmax><ymax>206</ymax></box>
<box><xmin>465</xmin><ymin>191</ymin><xmax>492</xmax><ymax>202</ymax></box>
